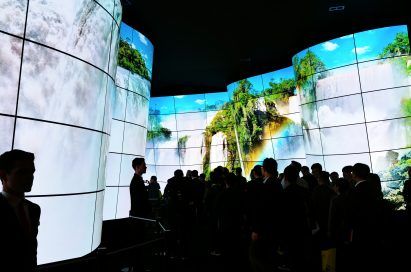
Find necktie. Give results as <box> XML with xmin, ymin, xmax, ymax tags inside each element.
<box><xmin>17</xmin><ymin>200</ymin><xmax>31</xmax><ymax>236</ymax></box>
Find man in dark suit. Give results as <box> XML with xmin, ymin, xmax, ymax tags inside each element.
<box><xmin>347</xmin><ymin>163</ymin><xmax>382</xmax><ymax>272</ymax></box>
<box><xmin>0</xmin><ymin>149</ymin><xmax>40</xmax><ymax>272</ymax></box>
<box><xmin>129</xmin><ymin>157</ymin><xmax>151</xmax><ymax>226</ymax></box>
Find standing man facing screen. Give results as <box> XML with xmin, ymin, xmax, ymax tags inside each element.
<box><xmin>0</xmin><ymin>149</ymin><xmax>41</xmax><ymax>272</ymax></box>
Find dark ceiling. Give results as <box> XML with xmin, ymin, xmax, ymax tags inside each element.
<box><xmin>120</xmin><ymin>0</ymin><xmax>411</xmax><ymax>97</ymax></box>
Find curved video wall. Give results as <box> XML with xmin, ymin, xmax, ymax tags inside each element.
<box><xmin>227</xmin><ymin>67</ymin><xmax>307</xmax><ymax>177</ymax></box>
<box><xmin>294</xmin><ymin>25</ymin><xmax>410</xmax><ymax>204</ymax></box>
<box><xmin>148</xmin><ymin>25</ymin><xmax>410</xmax><ymax>209</ymax></box>
<box><xmin>146</xmin><ymin>91</ymin><xmax>237</xmax><ymax>188</ymax></box>
<box><xmin>103</xmin><ymin>22</ymin><xmax>153</xmax><ymax>220</ymax></box>
<box><xmin>0</xmin><ymin>0</ymin><xmax>121</xmax><ymax>264</ymax></box>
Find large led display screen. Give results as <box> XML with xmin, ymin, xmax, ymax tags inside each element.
<box><xmin>227</xmin><ymin>67</ymin><xmax>307</xmax><ymax>177</ymax></box>
<box><xmin>103</xmin><ymin>22</ymin><xmax>153</xmax><ymax>220</ymax></box>
<box><xmin>147</xmin><ymin>91</ymin><xmax>240</xmax><ymax>185</ymax></box>
<box><xmin>0</xmin><ymin>0</ymin><xmax>121</xmax><ymax>264</ymax></box>
<box><xmin>147</xmin><ymin>66</ymin><xmax>307</xmax><ymax>183</ymax></box>
<box><xmin>293</xmin><ymin>25</ymin><xmax>410</xmax><ymax>209</ymax></box>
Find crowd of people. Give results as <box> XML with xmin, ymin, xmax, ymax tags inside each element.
<box><xmin>130</xmin><ymin>157</ymin><xmax>411</xmax><ymax>272</ymax></box>
<box><xmin>1</xmin><ymin>148</ymin><xmax>410</xmax><ymax>272</ymax></box>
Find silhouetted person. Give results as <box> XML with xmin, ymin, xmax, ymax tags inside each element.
<box><xmin>235</xmin><ymin>167</ymin><xmax>247</xmax><ymax>192</ymax></box>
<box><xmin>147</xmin><ymin>175</ymin><xmax>161</xmax><ymax>218</ymax></box>
<box><xmin>328</xmin><ymin>177</ymin><xmax>350</xmax><ymax>272</ymax></box>
<box><xmin>301</xmin><ymin>165</ymin><xmax>317</xmax><ymax>193</ymax></box>
<box><xmin>311</xmin><ymin>163</ymin><xmax>322</xmax><ymax>182</ymax></box>
<box><xmin>129</xmin><ymin>158</ymin><xmax>151</xmax><ymax>271</ymax></box>
<box><xmin>0</xmin><ymin>149</ymin><xmax>40</xmax><ymax>272</ymax></box>
<box><xmin>281</xmin><ymin>164</ymin><xmax>311</xmax><ymax>272</ymax></box>
<box><xmin>330</xmin><ymin>171</ymin><xmax>339</xmax><ymax>184</ymax></box>
<box><xmin>347</xmin><ymin>163</ymin><xmax>383</xmax><ymax>272</ymax></box>
<box><xmin>342</xmin><ymin>165</ymin><xmax>354</xmax><ymax>188</ymax></box>
<box><xmin>249</xmin><ymin>158</ymin><xmax>282</xmax><ymax>272</ymax></box>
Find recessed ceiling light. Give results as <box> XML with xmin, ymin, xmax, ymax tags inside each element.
<box><xmin>329</xmin><ymin>5</ymin><xmax>345</xmax><ymax>11</ymax></box>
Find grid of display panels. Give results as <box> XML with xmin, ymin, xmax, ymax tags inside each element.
<box><xmin>0</xmin><ymin>0</ymin><xmax>121</xmax><ymax>265</ymax></box>
<box><xmin>103</xmin><ymin>22</ymin><xmax>153</xmax><ymax>220</ymax></box>
<box><xmin>293</xmin><ymin>25</ymin><xmax>411</xmax><ymax>199</ymax></box>
<box><xmin>226</xmin><ymin>67</ymin><xmax>307</xmax><ymax>177</ymax></box>
<box><xmin>147</xmin><ymin>91</ymin><xmax>238</xmax><ymax>185</ymax></box>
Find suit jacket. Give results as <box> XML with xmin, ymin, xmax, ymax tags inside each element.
<box><xmin>0</xmin><ymin>194</ymin><xmax>41</xmax><ymax>271</ymax></box>
<box><xmin>129</xmin><ymin>174</ymin><xmax>150</xmax><ymax>218</ymax></box>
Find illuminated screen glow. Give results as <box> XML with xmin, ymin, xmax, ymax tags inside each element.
<box><xmin>0</xmin><ymin>0</ymin><xmax>122</xmax><ymax>265</ymax></box>
<box><xmin>103</xmin><ymin>21</ymin><xmax>153</xmax><ymax>220</ymax></box>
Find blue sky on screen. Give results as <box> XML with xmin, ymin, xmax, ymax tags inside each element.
<box><xmin>205</xmin><ymin>92</ymin><xmax>229</xmax><ymax>110</ymax></box>
<box><xmin>174</xmin><ymin>93</ymin><xmax>206</xmax><ymax>113</ymax></box>
<box><xmin>261</xmin><ymin>66</ymin><xmax>295</xmax><ymax>91</ymax></box>
<box><xmin>354</xmin><ymin>25</ymin><xmax>408</xmax><ymax>62</ymax></box>
<box><xmin>120</xmin><ymin>22</ymin><xmax>154</xmax><ymax>75</ymax></box>
<box><xmin>149</xmin><ymin>96</ymin><xmax>175</xmax><ymax>114</ymax></box>
<box><xmin>309</xmin><ymin>34</ymin><xmax>356</xmax><ymax>70</ymax></box>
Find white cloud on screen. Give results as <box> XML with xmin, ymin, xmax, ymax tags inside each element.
<box><xmin>195</xmin><ymin>99</ymin><xmax>205</xmax><ymax>104</ymax></box>
<box><xmin>175</xmin><ymin>95</ymin><xmax>185</xmax><ymax>99</ymax></box>
<box><xmin>323</xmin><ymin>41</ymin><xmax>339</xmax><ymax>51</ymax></box>
<box><xmin>353</xmin><ymin>46</ymin><xmax>371</xmax><ymax>55</ymax></box>
<box><xmin>138</xmin><ymin>32</ymin><xmax>148</xmax><ymax>45</ymax></box>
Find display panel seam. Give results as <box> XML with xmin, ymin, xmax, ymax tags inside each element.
<box><xmin>116</xmin><ymin>85</ymin><xmax>150</xmax><ymax>101</ymax></box>
<box><xmin>11</xmin><ymin>0</ymin><xmax>30</xmax><ymax>149</ymax></box>
<box><xmin>14</xmin><ymin>116</ymin><xmax>110</xmax><ymax>135</ymax></box>
<box><xmin>21</xmin><ymin>38</ymin><xmax>116</xmax><ymax>84</ymax></box>
<box><xmin>26</xmin><ymin>189</ymin><xmax>104</xmax><ymax>198</ymax></box>
<box><xmin>112</xmin><ymin>118</ymin><xmax>147</xmax><ymax>129</ymax></box>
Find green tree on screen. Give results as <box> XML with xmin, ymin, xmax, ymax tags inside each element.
<box><xmin>378</xmin><ymin>32</ymin><xmax>410</xmax><ymax>58</ymax></box>
<box><xmin>118</xmin><ymin>38</ymin><xmax>150</xmax><ymax>80</ymax></box>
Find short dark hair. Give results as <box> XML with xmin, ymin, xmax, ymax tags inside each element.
<box><xmin>301</xmin><ymin>166</ymin><xmax>309</xmax><ymax>172</ymax></box>
<box><xmin>342</xmin><ymin>165</ymin><xmax>353</xmax><ymax>173</ymax></box>
<box><xmin>319</xmin><ymin>171</ymin><xmax>330</xmax><ymax>184</ymax></box>
<box><xmin>284</xmin><ymin>165</ymin><xmax>299</xmax><ymax>183</ymax></box>
<box><xmin>132</xmin><ymin>158</ymin><xmax>145</xmax><ymax>170</ymax></box>
<box><xmin>263</xmin><ymin>158</ymin><xmax>278</xmax><ymax>175</ymax></box>
<box><xmin>192</xmin><ymin>170</ymin><xmax>199</xmax><ymax>177</ymax></box>
<box><xmin>291</xmin><ymin>161</ymin><xmax>302</xmax><ymax>171</ymax></box>
<box><xmin>150</xmin><ymin>176</ymin><xmax>157</xmax><ymax>182</ymax></box>
<box><xmin>311</xmin><ymin>163</ymin><xmax>322</xmax><ymax>171</ymax></box>
<box><xmin>352</xmin><ymin>163</ymin><xmax>370</xmax><ymax>180</ymax></box>
<box><xmin>0</xmin><ymin>149</ymin><xmax>35</xmax><ymax>173</ymax></box>
<box><xmin>174</xmin><ymin>169</ymin><xmax>184</xmax><ymax>178</ymax></box>
<box><xmin>252</xmin><ymin>165</ymin><xmax>262</xmax><ymax>177</ymax></box>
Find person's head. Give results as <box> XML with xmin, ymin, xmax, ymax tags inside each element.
<box><xmin>368</xmin><ymin>173</ymin><xmax>382</xmax><ymax>194</ymax></box>
<box><xmin>311</xmin><ymin>163</ymin><xmax>322</xmax><ymax>180</ymax></box>
<box><xmin>132</xmin><ymin>158</ymin><xmax>146</xmax><ymax>176</ymax></box>
<box><xmin>352</xmin><ymin>163</ymin><xmax>370</xmax><ymax>183</ymax></box>
<box><xmin>174</xmin><ymin>169</ymin><xmax>184</xmax><ymax>179</ymax></box>
<box><xmin>0</xmin><ymin>149</ymin><xmax>35</xmax><ymax>197</ymax></box>
<box><xmin>252</xmin><ymin>165</ymin><xmax>263</xmax><ymax>179</ymax></box>
<box><xmin>301</xmin><ymin>166</ymin><xmax>310</xmax><ymax>176</ymax></box>
<box><xmin>262</xmin><ymin>158</ymin><xmax>278</xmax><ymax>178</ymax></box>
<box><xmin>199</xmin><ymin>173</ymin><xmax>206</xmax><ymax>181</ymax></box>
<box><xmin>291</xmin><ymin>161</ymin><xmax>302</xmax><ymax>173</ymax></box>
<box><xmin>330</xmin><ymin>171</ymin><xmax>339</xmax><ymax>182</ymax></box>
<box><xmin>318</xmin><ymin>171</ymin><xmax>330</xmax><ymax>185</ymax></box>
<box><xmin>334</xmin><ymin>177</ymin><xmax>350</xmax><ymax>195</ymax></box>
<box><xmin>150</xmin><ymin>176</ymin><xmax>157</xmax><ymax>183</ymax></box>
<box><xmin>186</xmin><ymin>170</ymin><xmax>192</xmax><ymax>178</ymax></box>
<box><xmin>342</xmin><ymin>165</ymin><xmax>353</xmax><ymax>181</ymax></box>
<box><xmin>283</xmin><ymin>165</ymin><xmax>299</xmax><ymax>187</ymax></box>
<box><xmin>235</xmin><ymin>167</ymin><xmax>243</xmax><ymax>176</ymax></box>
<box><xmin>192</xmin><ymin>170</ymin><xmax>199</xmax><ymax>178</ymax></box>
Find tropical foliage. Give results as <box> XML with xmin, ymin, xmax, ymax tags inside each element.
<box><xmin>379</xmin><ymin>150</ymin><xmax>411</xmax><ymax>210</ymax></box>
<box><xmin>118</xmin><ymin>38</ymin><xmax>150</xmax><ymax>80</ymax></box>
